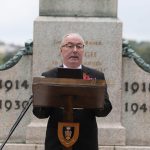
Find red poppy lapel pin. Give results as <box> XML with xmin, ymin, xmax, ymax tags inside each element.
<box><xmin>83</xmin><ymin>73</ymin><xmax>92</xmax><ymax>80</ymax></box>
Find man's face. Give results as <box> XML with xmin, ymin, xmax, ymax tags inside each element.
<box><xmin>60</xmin><ymin>34</ymin><xmax>84</xmax><ymax>68</ymax></box>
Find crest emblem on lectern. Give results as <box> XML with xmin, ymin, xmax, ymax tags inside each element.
<box><xmin>58</xmin><ymin>122</ymin><xmax>79</xmax><ymax>148</ymax></box>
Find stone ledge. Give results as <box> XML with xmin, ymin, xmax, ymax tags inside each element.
<box><xmin>115</xmin><ymin>146</ymin><xmax>150</xmax><ymax>150</ymax></box>
<box><xmin>98</xmin><ymin>123</ymin><xmax>126</xmax><ymax>146</ymax></box>
<box><xmin>26</xmin><ymin>122</ymin><xmax>46</xmax><ymax>144</ymax></box>
<box><xmin>39</xmin><ymin>0</ymin><xmax>117</xmax><ymax>17</ymax></box>
<box><xmin>2</xmin><ymin>144</ymin><xmax>150</xmax><ymax>150</ymax></box>
<box><xmin>100</xmin><ymin>146</ymin><xmax>114</xmax><ymax>150</ymax></box>
<box><xmin>26</xmin><ymin>122</ymin><xmax>126</xmax><ymax>146</ymax></box>
<box><xmin>35</xmin><ymin>16</ymin><xmax>120</xmax><ymax>23</ymax></box>
<box><xmin>0</xmin><ymin>144</ymin><xmax>114</xmax><ymax>150</ymax></box>
<box><xmin>0</xmin><ymin>144</ymin><xmax>44</xmax><ymax>150</ymax></box>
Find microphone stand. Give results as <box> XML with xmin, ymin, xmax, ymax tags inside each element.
<box><xmin>0</xmin><ymin>95</ymin><xmax>33</xmax><ymax>150</ymax></box>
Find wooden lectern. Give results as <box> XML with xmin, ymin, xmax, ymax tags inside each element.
<box><xmin>32</xmin><ymin>77</ymin><xmax>106</xmax><ymax>150</ymax></box>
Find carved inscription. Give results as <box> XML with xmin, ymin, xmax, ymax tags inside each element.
<box><xmin>124</xmin><ymin>81</ymin><xmax>150</xmax><ymax>114</ymax></box>
<box><xmin>125</xmin><ymin>103</ymin><xmax>148</xmax><ymax>114</ymax></box>
<box><xmin>125</xmin><ymin>82</ymin><xmax>150</xmax><ymax>94</ymax></box>
<box><xmin>0</xmin><ymin>100</ymin><xmax>28</xmax><ymax>112</ymax></box>
<box><xmin>0</xmin><ymin>80</ymin><xmax>29</xmax><ymax>91</ymax></box>
<box><xmin>0</xmin><ymin>79</ymin><xmax>30</xmax><ymax>111</ymax></box>
<box><xmin>54</xmin><ymin>40</ymin><xmax>102</xmax><ymax>46</ymax></box>
<box><xmin>84</xmin><ymin>40</ymin><xmax>102</xmax><ymax>46</ymax></box>
<box><xmin>84</xmin><ymin>61</ymin><xmax>102</xmax><ymax>67</ymax></box>
<box><xmin>84</xmin><ymin>51</ymin><xmax>97</xmax><ymax>58</ymax></box>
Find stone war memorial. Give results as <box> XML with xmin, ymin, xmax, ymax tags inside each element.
<box><xmin>0</xmin><ymin>0</ymin><xmax>150</xmax><ymax>150</ymax></box>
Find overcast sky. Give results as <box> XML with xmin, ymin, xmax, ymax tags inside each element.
<box><xmin>0</xmin><ymin>0</ymin><xmax>150</xmax><ymax>45</ymax></box>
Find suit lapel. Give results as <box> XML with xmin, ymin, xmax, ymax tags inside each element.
<box><xmin>82</xmin><ymin>65</ymin><xmax>93</xmax><ymax>79</ymax></box>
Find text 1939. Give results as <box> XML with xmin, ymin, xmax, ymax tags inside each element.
<box><xmin>0</xmin><ymin>100</ymin><xmax>28</xmax><ymax>112</ymax></box>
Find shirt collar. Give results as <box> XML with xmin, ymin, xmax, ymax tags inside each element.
<box><xmin>63</xmin><ymin>64</ymin><xmax>82</xmax><ymax>69</ymax></box>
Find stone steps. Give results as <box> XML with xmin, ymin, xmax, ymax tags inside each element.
<box><xmin>0</xmin><ymin>144</ymin><xmax>43</xmax><ymax>150</ymax></box>
<box><xmin>1</xmin><ymin>144</ymin><xmax>150</xmax><ymax>150</ymax></box>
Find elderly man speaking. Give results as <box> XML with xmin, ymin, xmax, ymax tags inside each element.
<box><xmin>33</xmin><ymin>33</ymin><xmax>112</xmax><ymax>150</ymax></box>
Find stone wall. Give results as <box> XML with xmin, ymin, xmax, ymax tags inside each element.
<box><xmin>0</xmin><ymin>56</ymin><xmax>32</xmax><ymax>143</ymax></box>
<box><xmin>122</xmin><ymin>58</ymin><xmax>150</xmax><ymax>146</ymax></box>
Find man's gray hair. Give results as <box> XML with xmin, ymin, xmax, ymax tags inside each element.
<box><xmin>60</xmin><ymin>33</ymin><xmax>85</xmax><ymax>47</ymax></box>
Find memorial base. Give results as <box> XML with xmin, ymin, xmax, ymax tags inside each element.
<box><xmin>26</xmin><ymin>121</ymin><xmax>47</xmax><ymax>144</ymax></box>
<box><xmin>26</xmin><ymin>122</ymin><xmax>126</xmax><ymax>145</ymax></box>
<box><xmin>98</xmin><ymin>123</ymin><xmax>126</xmax><ymax>146</ymax></box>
<box><xmin>1</xmin><ymin>144</ymin><xmax>150</xmax><ymax>150</ymax></box>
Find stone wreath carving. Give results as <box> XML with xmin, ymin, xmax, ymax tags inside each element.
<box><xmin>122</xmin><ymin>40</ymin><xmax>150</xmax><ymax>73</ymax></box>
<box><xmin>0</xmin><ymin>40</ymin><xmax>33</xmax><ymax>71</ymax></box>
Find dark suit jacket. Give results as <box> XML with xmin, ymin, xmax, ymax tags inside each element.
<box><xmin>33</xmin><ymin>65</ymin><xmax>112</xmax><ymax>150</ymax></box>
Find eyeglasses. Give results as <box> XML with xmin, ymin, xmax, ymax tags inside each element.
<box><xmin>62</xmin><ymin>43</ymin><xmax>84</xmax><ymax>50</ymax></box>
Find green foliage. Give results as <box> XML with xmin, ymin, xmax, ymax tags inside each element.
<box><xmin>129</xmin><ymin>40</ymin><xmax>150</xmax><ymax>64</ymax></box>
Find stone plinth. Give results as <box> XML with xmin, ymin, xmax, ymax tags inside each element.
<box><xmin>122</xmin><ymin>58</ymin><xmax>150</xmax><ymax>145</ymax></box>
<box><xmin>2</xmin><ymin>144</ymin><xmax>150</xmax><ymax>150</ymax></box>
<box><xmin>0</xmin><ymin>56</ymin><xmax>32</xmax><ymax>143</ymax></box>
<box><xmin>116</xmin><ymin>146</ymin><xmax>150</xmax><ymax>150</ymax></box>
<box><xmin>39</xmin><ymin>0</ymin><xmax>117</xmax><ymax>17</ymax></box>
<box><xmin>28</xmin><ymin>16</ymin><xmax>125</xmax><ymax>146</ymax></box>
<box><xmin>98</xmin><ymin>123</ymin><xmax>126</xmax><ymax>145</ymax></box>
<box><xmin>0</xmin><ymin>143</ymin><xmax>116</xmax><ymax>150</ymax></box>
<box><xmin>26</xmin><ymin>119</ymin><xmax>47</xmax><ymax>144</ymax></box>
<box><xmin>0</xmin><ymin>143</ymin><xmax>44</xmax><ymax>150</ymax></box>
